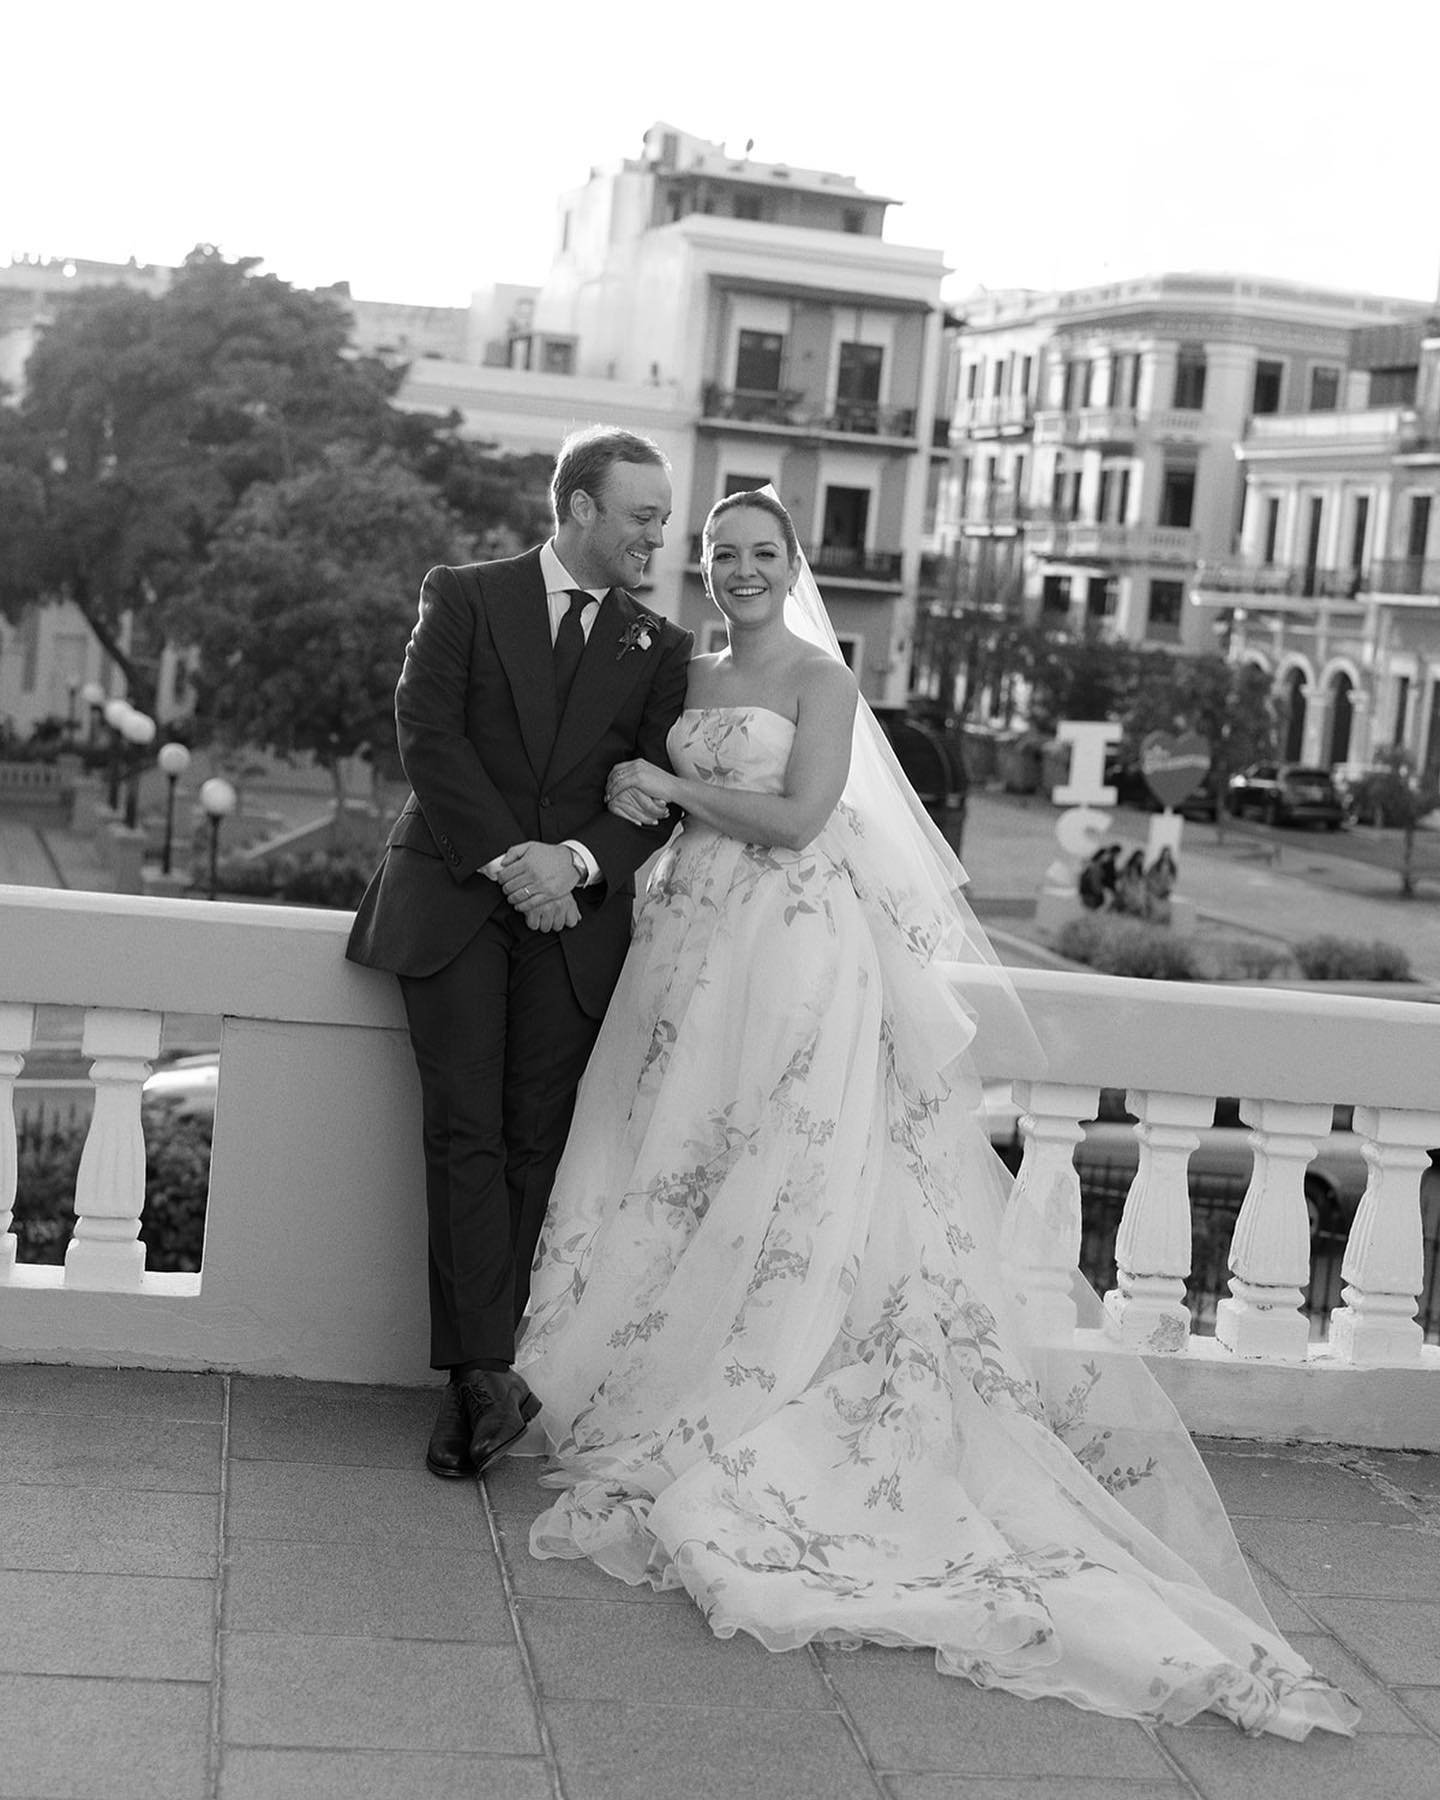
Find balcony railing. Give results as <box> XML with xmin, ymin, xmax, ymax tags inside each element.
<box><xmin>3</xmin><ymin>888</ymin><xmax>1439</xmax><ymax>1447</ymax></box>
<box><xmin>1034</xmin><ymin>407</ymin><xmax>1138</xmax><ymax>446</ymax></box>
<box><xmin>1030</xmin><ymin>521</ymin><xmax>1200</xmax><ymax>565</ymax></box>
<box><xmin>700</xmin><ymin>386</ymin><xmax>916</xmax><ymax>439</ymax></box>
<box><xmin>959</xmin><ymin>490</ymin><xmax>1029</xmax><ymax>532</ymax></box>
<box><xmin>953</xmin><ymin>395</ymin><xmax>1033</xmax><ymax>435</ymax></box>
<box><xmin>1245</xmin><ymin>406</ymin><xmax>1423</xmax><ymax>451</ymax></box>
<box><xmin>1193</xmin><ymin>561</ymin><xmax>1366</xmax><ymax>601</ymax></box>
<box><xmin>1367</xmin><ymin>558</ymin><xmax>1440</xmax><ymax>597</ymax></box>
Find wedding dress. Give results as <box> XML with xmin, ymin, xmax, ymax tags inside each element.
<box><xmin>517</xmin><ymin>700</ymin><xmax>1358</xmax><ymax>1741</ymax></box>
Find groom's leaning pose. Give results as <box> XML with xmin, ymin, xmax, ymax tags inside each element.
<box><xmin>348</xmin><ymin>425</ymin><xmax>692</xmax><ymax>1477</ymax></box>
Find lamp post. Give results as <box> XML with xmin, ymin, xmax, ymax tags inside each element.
<box><xmin>157</xmin><ymin>742</ymin><xmax>191</xmax><ymax>875</ymax></box>
<box><xmin>79</xmin><ymin>680</ymin><xmax>106</xmax><ymax>747</ymax></box>
<box><xmin>109</xmin><ymin>706</ymin><xmax>157</xmax><ymax>829</ymax></box>
<box><xmin>198</xmin><ymin>777</ymin><xmax>237</xmax><ymax>901</ymax></box>
<box><xmin>101</xmin><ymin>698</ymin><xmax>132</xmax><ymax>810</ymax></box>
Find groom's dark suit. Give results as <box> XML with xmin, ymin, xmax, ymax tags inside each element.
<box><xmin>347</xmin><ymin>549</ymin><xmax>692</xmax><ymax>1368</ymax></box>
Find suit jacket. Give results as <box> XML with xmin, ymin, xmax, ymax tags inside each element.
<box><xmin>346</xmin><ymin>548</ymin><xmax>693</xmax><ymax>1014</ymax></box>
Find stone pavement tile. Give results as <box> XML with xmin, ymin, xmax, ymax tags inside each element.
<box><xmin>1160</xmin><ymin>1721</ymin><xmax>1440</xmax><ymax>1800</ymax></box>
<box><xmin>0</xmin><ymin>1569</ymin><xmax>213</xmax><ymax>1678</ymax></box>
<box><xmin>886</xmin><ymin>1782</ymin><xmax>1189</xmax><ymax>1799</ymax></box>
<box><xmin>1306</xmin><ymin>1596</ymin><xmax>1440</xmax><ymax>1684</ymax></box>
<box><xmin>220</xmin><ymin>1631</ymin><xmax>538</xmax><ymax>1755</ymax></box>
<box><xmin>224</xmin><ymin>1458</ymin><xmax>484</xmax><ymax>1547</ymax></box>
<box><xmin>518</xmin><ymin>1595</ymin><xmax>833</xmax><ymax>1709</ymax></box>
<box><xmin>0</xmin><ymin>1672</ymin><xmax>210</xmax><ymax>1800</ymax></box>
<box><xmin>0</xmin><ymin>1363</ymin><xmax>223</xmax><ymax>1421</ymax></box>
<box><xmin>817</xmin><ymin>1644</ymin><xmax>1172</xmax><ymax>1778</ymax></box>
<box><xmin>224</xmin><ymin>1537</ymin><xmax>510</xmax><ymax>1641</ymax></box>
<box><xmin>0</xmin><ymin>1409</ymin><xmax>221</xmax><ymax>1492</ymax></box>
<box><xmin>218</xmin><ymin>1747</ymin><xmax>553</xmax><ymax>1800</ymax></box>
<box><xmin>493</xmin><ymin>1513</ymin><xmax>694</xmax><ymax>1610</ymax></box>
<box><xmin>0</xmin><ymin>1484</ymin><xmax>219</xmax><ymax>1576</ymax></box>
<box><xmin>1247</xmin><ymin>1562</ymin><xmax>1317</xmax><ymax>1634</ymax></box>
<box><xmin>1233</xmin><ymin>1519</ymin><xmax>1440</xmax><ymax>1599</ymax></box>
<box><xmin>1284</xmin><ymin>1629</ymin><xmax>1422</xmax><ymax>1735</ymax></box>
<box><xmin>1371</xmin><ymin>1449</ymin><xmax>1440</xmax><ymax>1500</ymax></box>
<box><xmin>544</xmin><ymin>1700</ymin><xmax>881</xmax><ymax>1800</ymax></box>
<box><xmin>1203</xmin><ymin>1449</ymin><xmax>1412</xmax><ymax>1523</ymax></box>
<box><xmin>228</xmin><ymin>1377</ymin><xmax>437</xmax><ymax>1468</ymax></box>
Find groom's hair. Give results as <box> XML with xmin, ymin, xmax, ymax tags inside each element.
<box><xmin>552</xmin><ymin>425</ymin><xmax>669</xmax><ymax>529</ymax></box>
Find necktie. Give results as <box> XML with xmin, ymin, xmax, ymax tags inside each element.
<box><xmin>553</xmin><ymin>589</ymin><xmax>590</xmax><ymax>714</ymax></box>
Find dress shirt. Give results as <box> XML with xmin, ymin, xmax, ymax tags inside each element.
<box><xmin>478</xmin><ymin>542</ymin><xmax>604</xmax><ymax>885</ymax></box>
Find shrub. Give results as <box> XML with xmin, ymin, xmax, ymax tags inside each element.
<box><xmin>1210</xmin><ymin>939</ymin><xmax>1293</xmax><ymax>981</ymax></box>
<box><xmin>11</xmin><ymin>1104</ymin><xmax>211</xmax><ymax>1271</ymax></box>
<box><xmin>1055</xmin><ymin>915</ymin><xmax>1201</xmax><ymax>980</ymax></box>
<box><xmin>203</xmin><ymin>846</ymin><xmax>374</xmax><ymax>908</ymax></box>
<box><xmin>1293</xmin><ymin>935</ymin><xmax>1412</xmax><ymax>982</ymax></box>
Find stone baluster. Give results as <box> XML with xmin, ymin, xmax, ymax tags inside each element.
<box><xmin>1104</xmin><ymin>1089</ymin><xmax>1210</xmax><ymax>1352</ymax></box>
<box><xmin>1327</xmin><ymin>1105</ymin><xmax>1440</xmax><ymax>1365</ymax></box>
<box><xmin>1006</xmin><ymin>1082</ymin><xmax>1098</xmax><ymax>1340</ymax></box>
<box><xmin>1214</xmin><ymin>1098</ymin><xmax>1327</xmax><ymax>1360</ymax></box>
<box><xmin>0</xmin><ymin>1004</ymin><xmax>36</xmax><ymax>1279</ymax></box>
<box><xmin>63</xmin><ymin>1008</ymin><xmax>163</xmax><ymax>1291</ymax></box>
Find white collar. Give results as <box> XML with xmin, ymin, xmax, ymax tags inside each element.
<box><xmin>541</xmin><ymin>539</ymin><xmax>608</xmax><ymax>602</ymax></box>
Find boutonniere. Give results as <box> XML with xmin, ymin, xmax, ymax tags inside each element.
<box><xmin>616</xmin><ymin>613</ymin><xmax>661</xmax><ymax>660</ymax></box>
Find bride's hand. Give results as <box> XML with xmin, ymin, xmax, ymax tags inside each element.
<box><xmin>606</xmin><ymin>759</ymin><xmax>673</xmax><ymax>805</ymax></box>
<box><xmin>607</xmin><ymin>787</ymin><xmax>664</xmax><ymax>826</ymax></box>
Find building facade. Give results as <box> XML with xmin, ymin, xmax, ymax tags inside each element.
<box><xmin>934</xmin><ymin>275</ymin><xmax>1429</xmax><ymax>682</ymax></box>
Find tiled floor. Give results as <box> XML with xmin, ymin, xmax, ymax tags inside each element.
<box><xmin>2</xmin><ymin>1363</ymin><xmax>1439</xmax><ymax>1800</ymax></box>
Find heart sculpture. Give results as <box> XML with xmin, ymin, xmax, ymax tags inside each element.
<box><xmin>1141</xmin><ymin>730</ymin><xmax>1211</xmax><ymax>810</ymax></box>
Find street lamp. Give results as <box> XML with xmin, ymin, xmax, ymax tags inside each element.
<box><xmin>79</xmin><ymin>681</ymin><xmax>107</xmax><ymax>747</ymax></box>
<box><xmin>116</xmin><ymin>708</ymin><xmax>156</xmax><ymax>829</ymax></box>
<box><xmin>198</xmin><ymin>777</ymin><xmax>237</xmax><ymax>901</ymax></box>
<box><xmin>101</xmin><ymin>698</ymin><xmax>133</xmax><ymax>809</ymax></box>
<box><xmin>157</xmin><ymin>742</ymin><xmax>192</xmax><ymax>875</ymax></box>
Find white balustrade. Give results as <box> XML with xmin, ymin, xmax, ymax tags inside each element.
<box><xmin>0</xmin><ymin>1004</ymin><xmax>36</xmax><ymax>1279</ymax></box>
<box><xmin>63</xmin><ymin>1008</ymin><xmax>163</xmax><ymax>1291</ymax></box>
<box><xmin>1328</xmin><ymin>1106</ymin><xmax>1440</xmax><ymax>1365</ymax></box>
<box><xmin>1006</xmin><ymin>1081</ymin><xmax>1097</xmax><ymax>1339</ymax></box>
<box><xmin>1104</xmin><ymin>1090</ymin><xmax>1210</xmax><ymax>1351</ymax></box>
<box><xmin>1215</xmin><ymin>1099</ymin><xmax>1329</xmax><ymax>1359</ymax></box>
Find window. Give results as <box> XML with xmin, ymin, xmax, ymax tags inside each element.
<box><xmin>735</xmin><ymin>329</ymin><xmax>784</xmax><ymax>393</ymax></box>
<box><xmin>1080</xmin><ymin>360</ymin><xmax>1095</xmax><ymax>408</ymax></box>
<box><xmin>540</xmin><ymin>339</ymin><xmax>574</xmax><ymax>375</ymax></box>
<box><xmin>989</xmin><ymin>359</ymin><xmax>1005</xmax><ymax>398</ymax></box>
<box><xmin>836</xmin><ymin>342</ymin><xmax>883</xmax><ymax>428</ymax></box>
<box><xmin>1349</xmin><ymin>494</ymin><xmax>1370</xmax><ymax>574</ymax></box>
<box><xmin>1116</xmin><ymin>467</ymin><xmax>1131</xmax><ymax>525</ymax></box>
<box><xmin>733</xmin><ymin>193</ymin><xmax>762</xmax><ymax>221</ymax></box>
<box><xmin>841</xmin><ymin>208</ymin><xmax>864</xmax><ymax>234</ymax></box>
<box><xmin>1019</xmin><ymin>354</ymin><xmax>1033</xmax><ymax>399</ymax></box>
<box><xmin>1158</xmin><ymin>465</ymin><xmax>1196</xmax><ymax>528</ymax></box>
<box><xmin>1309</xmin><ymin>366</ymin><xmax>1340</xmax><ymax>411</ymax></box>
<box><xmin>1408</xmin><ymin>494</ymin><xmax>1433</xmax><ymax>561</ymax></box>
<box><xmin>822</xmin><ymin>485</ymin><xmax>870</xmax><ymax>550</ymax></box>
<box><xmin>1041</xmin><ymin>574</ymin><xmax>1072</xmax><ymax>617</ymax></box>
<box><xmin>1086</xmin><ymin>576</ymin><xmax>1117</xmax><ymax>620</ymax></box>
<box><xmin>1148</xmin><ymin>579</ymin><xmax>1184</xmax><ymax>633</ymax></box>
<box><xmin>1262</xmin><ymin>495</ymin><xmax>1282</xmax><ymax>564</ymax></box>
<box><xmin>1253</xmin><ymin>360</ymin><xmax>1284</xmax><ymax>414</ymax></box>
<box><xmin>1113</xmin><ymin>351</ymin><xmax>1141</xmax><ymax>408</ymax></box>
<box><xmin>1371</xmin><ymin>366</ymin><xmax>1418</xmax><ymax>406</ymax></box>
<box><xmin>1172</xmin><ymin>345</ymin><xmax>1207</xmax><ymax>411</ymax></box>
<box><xmin>1061</xmin><ymin>361</ymin><xmax>1080</xmax><ymax>411</ymax></box>
<box><xmin>966</xmin><ymin>362</ymin><xmax>980</xmax><ymax>400</ymax></box>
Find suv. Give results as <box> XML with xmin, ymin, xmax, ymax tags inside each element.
<box><xmin>1226</xmin><ymin>762</ymin><xmax>1346</xmax><ymax>830</ymax></box>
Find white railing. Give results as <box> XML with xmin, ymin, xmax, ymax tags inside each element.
<box><xmin>2</xmin><ymin>890</ymin><xmax>1439</xmax><ymax>1446</ymax></box>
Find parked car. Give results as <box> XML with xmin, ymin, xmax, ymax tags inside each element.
<box><xmin>142</xmin><ymin>1052</ymin><xmax>219</xmax><ymax>1117</ymax></box>
<box><xmin>1225</xmin><ymin>762</ymin><xmax>1346</xmax><ymax>829</ymax></box>
<box><xmin>984</xmin><ymin>1083</ymin><xmax>1368</xmax><ymax>1239</ymax></box>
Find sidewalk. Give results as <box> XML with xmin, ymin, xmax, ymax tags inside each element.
<box><xmin>2</xmin><ymin>1364</ymin><xmax>1437</xmax><ymax>1800</ymax></box>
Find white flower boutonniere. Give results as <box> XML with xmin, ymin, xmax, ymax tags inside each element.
<box><xmin>617</xmin><ymin>614</ymin><xmax>661</xmax><ymax>660</ymax></box>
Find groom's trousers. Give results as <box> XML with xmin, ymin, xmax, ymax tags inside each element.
<box><xmin>398</xmin><ymin>904</ymin><xmax>602</xmax><ymax>1369</ymax></box>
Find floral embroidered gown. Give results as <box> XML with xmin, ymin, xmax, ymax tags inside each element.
<box><xmin>517</xmin><ymin>707</ymin><xmax>1358</xmax><ymax>1740</ymax></box>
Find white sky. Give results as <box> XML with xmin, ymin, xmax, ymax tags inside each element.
<box><xmin>9</xmin><ymin>0</ymin><xmax>1439</xmax><ymax>310</ymax></box>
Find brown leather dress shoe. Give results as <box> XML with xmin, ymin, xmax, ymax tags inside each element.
<box><xmin>457</xmin><ymin>1370</ymin><xmax>542</xmax><ymax>1475</ymax></box>
<box><xmin>425</xmin><ymin>1381</ymin><xmax>476</xmax><ymax>1480</ymax></box>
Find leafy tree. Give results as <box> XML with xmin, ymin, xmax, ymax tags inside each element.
<box><xmin>174</xmin><ymin>448</ymin><xmax>467</xmax><ymax>817</ymax></box>
<box><xmin>1122</xmin><ymin>652</ymin><xmax>1276</xmax><ymax>812</ymax></box>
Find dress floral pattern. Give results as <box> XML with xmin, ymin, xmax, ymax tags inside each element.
<box><xmin>518</xmin><ymin>707</ymin><xmax>1358</xmax><ymax>1741</ymax></box>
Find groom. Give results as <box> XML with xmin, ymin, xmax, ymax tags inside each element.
<box><xmin>347</xmin><ymin>425</ymin><xmax>692</xmax><ymax>1477</ymax></box>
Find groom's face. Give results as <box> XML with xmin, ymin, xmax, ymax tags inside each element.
<box><xmin>580</xmin><ymin>460</ymin><xmax>672</xmax><ymax>589</ymax></box>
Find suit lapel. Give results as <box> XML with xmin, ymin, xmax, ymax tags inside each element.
<box><xmin>485</xmin><ymin>550</ymin><xmax>557</xmax><ymax>777</ymax></box>
<box><xmin>545</xmin><ymin>589</ymin><xmax>655</xmax><ymax>786</ymax></box>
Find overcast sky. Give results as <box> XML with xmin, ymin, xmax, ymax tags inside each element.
<box><xmin>9</xmin><ymin>0</ymin><xmax>1438</xmax><ymax>309</ymax></box>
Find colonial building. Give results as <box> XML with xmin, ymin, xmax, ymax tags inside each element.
<box><xmin>935</xmin><ymin>274</ymin><xmax>1429</xmax><ymax>672</ymax></box>
<box><xmin>1193</xmin><ymin>319</ymin><xmax>1440</xmax><ymax>780</ymax></box>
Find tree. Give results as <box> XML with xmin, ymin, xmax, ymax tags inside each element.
<box><xmin>174</xmin><ymin>449</ymin><xmax>467</xmax><ymax>819</ymax></box>
<box><xmin>1122</xmin><ymin>652</ymin><xmax>1276</xmax><ymax>817</ymax></box>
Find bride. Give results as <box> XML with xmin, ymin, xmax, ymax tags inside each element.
<box><xmin>514</xmin><ymin>489</ymin><xmax>1358</xmax><ymax>1740</ymax></box>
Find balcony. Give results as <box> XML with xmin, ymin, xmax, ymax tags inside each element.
<box><xmin>700</xmin><ymin>385</ymin><xmax>917</xmax><ymax>441</ymax></box>
<box><xmin>1029</xmin><ymin>520</ymin><xmax>1200</xmax><ymax>565</ymax></box>
<box><xmin>1368</xmin><ymin>558</ymin><xmax>1440</xmax><ymax>598</ymax></box>
<box><xmin>1034</xmin><ymin>406</ymin><xmax>1138</xmax><ymax>447</ymax></box>
<box><xmin>1244</xmin><ymin>405</ymin><xmax>1425</xmax><ymax>457</ymax></box>
<box><xmin>4</xmin><ymin>883</ymin><xmax>1440</xmax><ymax>1785</ymax></box>
<box><xmin>1193</xmin><ymin>561</ymin><xmax>1367</xmax><ymax>604</ymax></box>
<box><xmin>958</xmin><ymin>489</ymin><xmax>1029</xmax><ymax>536</ymax></box>
<box><xmin>952</xmin><ymin>395</ymin><xmax>1033</xmax><ymax>437</ymax></box>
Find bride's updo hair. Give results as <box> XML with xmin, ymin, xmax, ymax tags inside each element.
<box><xmin>702</xmin><ymin>489</ymin><xmax>800</xmax><ymax>564</ymax></box>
